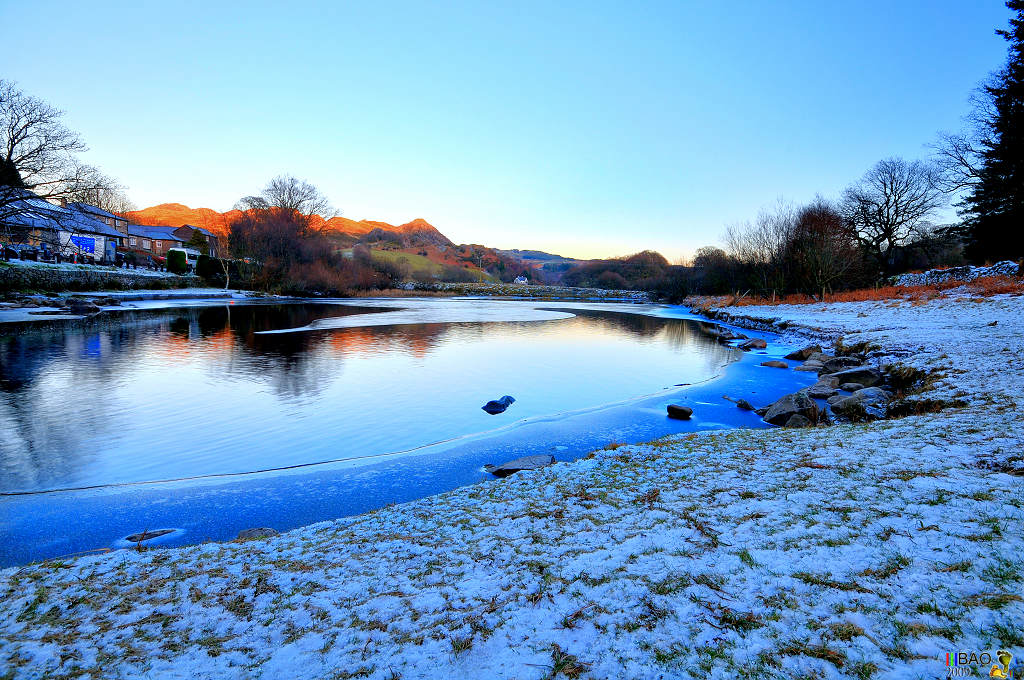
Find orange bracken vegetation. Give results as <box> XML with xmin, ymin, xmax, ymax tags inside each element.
<box><xmin>714</xmin><ymin>275</ymin><xmax>1024</xmax><ymax>308</ymax></box>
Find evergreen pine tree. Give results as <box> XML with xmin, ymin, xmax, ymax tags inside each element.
<box><xmin>965</xmin><ymin>1</ymin><xmax>1024</xmax><ymax>263</ymax></box>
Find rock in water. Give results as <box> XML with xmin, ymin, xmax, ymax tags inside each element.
<box><xmin>482</xmin><ymin>395</ymin><xmax>516</xmax><ymax>414</ymax></box>
<box><xmin>666</xmin><ymin>404</ymin><xmax>693</xmax><ymax>420</ymax></box>
<box><xmin>124</xmin><ymin>528</ymin><xmax>176</xmax><ymax>543</ymax></box>
<box><xmin>763</xmin><ymin>390</ymin><xmax>819</xmax><ymax>426</ymax></box>
<box><xmin>760</xmin><ymin>360</ymin><xmax>789</xmax><ymax>369</ymax></box>
<box><xmin>237</xmin><ymin>527</ymin><xmax>279</xmax><ymax>540</ymax></box>
<box><xmin>736</xmin><ymin>399</ymin><xmax>755</xmax><ymax>411</ymax></box>
<box><xmin>739</xmin><ymin>338</ymin><xmax>767</xmax><ymax>350</ymax></box>
<box><xmin>484</xmin><ymin>454</ymin><xmax>555</xmax><ymax>478</ymax></box>
<box><xmin>784</xmin><ymin>344</ymin><xmax>822</xmax><ymax>361</ymax></box>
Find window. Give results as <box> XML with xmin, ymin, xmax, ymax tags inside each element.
<box><xmin>129</xmin><ymin>237</ymin><xmax>137</xmax><ymax>246</ymax></box>
<box><xmin>142</xmin><ymin>239</ymin><xmax>151</xmax><ymax>250</ymax></box>
<box><xmin>154</xmin><ymin>240</ymin><xmax>162</xmax><ymax>249</ymax></box>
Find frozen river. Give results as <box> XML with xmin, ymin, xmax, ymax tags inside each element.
<box><xmin>0</xmin><ymin>297</ymin><xmax>814</xmax><ymax>565</ymax></box>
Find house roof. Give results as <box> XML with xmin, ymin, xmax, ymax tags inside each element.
<box><xmin>1</xmin><ymin>192</ymin><xmax>127</xmax><ymax>238</ymax></box>
<box><xmin>67</xmin><ymin>202</ymin><xmax>124</xmax><ymax>222</ymax></box>
<box><xmin>181</xmin><ymin>224</ymin><xmax>218</xmax><ymax>238</ymax></box>
<box><xmin>127</xmin><ymin>224</ymin><xmax>184</xmax><ymax>241</ymax></box>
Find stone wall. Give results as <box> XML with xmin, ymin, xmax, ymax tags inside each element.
<box><xmin>0</xmin><ymin>265</ymin><xmax>201</xmax><ymax>293</ymax></box>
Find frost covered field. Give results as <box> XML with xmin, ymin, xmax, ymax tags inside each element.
<box><xmin>2</xmin><ymin>293</ymin><xmax>1022</xmax><ymax>680</ymax></box>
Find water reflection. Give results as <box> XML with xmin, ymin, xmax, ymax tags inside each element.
<box><xmin>0</xmin><ymin>302</ymin><xmax>737</xmax><ymax>493</ymax></box>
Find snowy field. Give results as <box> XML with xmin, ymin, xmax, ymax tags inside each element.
<box><xmin>1</xmin><ymin>292</ymin><xmax>1022</xmax><ymax>679</ymax></box>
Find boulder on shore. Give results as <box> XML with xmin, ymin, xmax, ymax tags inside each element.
<box><xmin>760</xmin><ymin>360</ymin><xmax>788</xmax><ymax>369</ymax></box>
<box><xmin>763</xmin><ymin>390</ymin><xmax>819</xmax><ymax>426</ymax></box>
<box><xmin>482</xmin><ymin>395</ymin><xmax>516</xmax><ymax>414</ymax></box>
<box><xmin>807</xmin><ymin>379</ymin><xmax>839</xmax><ymax>399</ymax></box>
<box><xmin>840</xmin><ymin>382</ymin><xmax>864</xmax><ymax>392</ymax></box>
<box><xmin>825</xmin><ymin>366</ymin><xmax>883</xmax><ymax>388</ymax></box>
<box><xmin>829</xmin><ymin>387</ymin><xmax>892</xmax><ymax>419</ymax></box>
<box><xmin>784</xmin><ymin>413</ymin><xmax>813</xmax><ymax>428</ymax></box>
<box><xmin>237</xmin><ymin>527</ymin><xmax>279</xmax><ymax>540</ymax></box>
<box><xmin>666</xmin><ymin>404</ymin><xmax>693</xmax><ymax>420</ymax></box>
<box><xmin>820</xmin><ymin>356</ymin><xmax>863</xmax><ymax>373</ymax></box>
<box><xmin>784</xmin><ymin>344</ymin><xmax>822</xmax><ymax>361</ymax></box>
<box><xmin>484</xmin><ymin>454</ymin><xmax>555</xmax><ymax>478</ymax></box>
<box><xmin>739</xmin><ymin>338</ymin><xmax>768</xmax><ymax>350</ymax></box>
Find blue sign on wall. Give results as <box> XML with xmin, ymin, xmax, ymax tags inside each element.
<box><xmin>70</xmin><ymin>236</ymin><xmax>95</xmax><ymax>254</ymax></box>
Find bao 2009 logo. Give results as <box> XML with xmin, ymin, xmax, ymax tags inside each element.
<box><xmin>945</xmin><ymin>650</ymin><xmax>1018</xmax><ymax>678</ymax></box>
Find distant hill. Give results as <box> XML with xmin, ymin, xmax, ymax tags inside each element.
<box><xmin>124</xmin><ymin>203</ymin><xmax>532</xmax><ymax>282</ymax></box>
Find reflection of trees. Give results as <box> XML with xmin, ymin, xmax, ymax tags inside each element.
<box><xmin>0</xmin><ymin>303</ymin><xmax>742</xmax><ymax>492</ymax></box>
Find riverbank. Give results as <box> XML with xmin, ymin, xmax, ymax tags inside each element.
<box><xmin>1</xmin><ymin>293</ymin><xmax>1022</xmax><ymax>679</ymax></box>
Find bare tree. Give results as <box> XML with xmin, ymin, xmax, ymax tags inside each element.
<box><xmin>63</xmin><ymin>168</ymin><xmax>136</xmax><ymax>214</ymax></box>
<box><xmin>931</xmin><ymin>84</ymin><xmax>997</xmax><ymax>195</ymax></box>
<box><xmin>841</xmin><ymin>157</ymin><xmax>946</xmax><ymax>274</ymax></box>
<box><xmin>0</xmin><ymin>80</ymin><xmax>123</xmax><ymax>251</ymax></box>
<box><xmin>724</xmin><ymin>199</ymin><xmax>795</xmax><ymax>300</ymax></box>
<box><xmin>237</xmin><ymin>174</ymin><xmax>335</xmax><ymax>223</ymax></box>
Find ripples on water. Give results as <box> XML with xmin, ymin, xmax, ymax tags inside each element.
<box><xmin>0</xmin><ymin>301</ymin><xmax>736</xmax><ymax>493</ymax></box>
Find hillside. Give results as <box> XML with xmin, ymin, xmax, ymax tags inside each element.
<box><xmin>124</xmin><ymin>203</ymin><xmax>530</xmax><ymax>282</ymax></box>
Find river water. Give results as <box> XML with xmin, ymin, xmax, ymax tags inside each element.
<box><xmin>0</xmin><ymin>298</ymin><xmax>814</xmax><ymax>565</ymax></box>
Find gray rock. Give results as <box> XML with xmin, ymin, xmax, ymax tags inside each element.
<box><xmin>763</xmin><ymin>390</ymin><xmax>819</xmax><ymax>426</ymax></box>
<box><xmin>736</xmin><ymin>399</ymin><xmax>755</xmax><ymax>411</ymax></box>
<box><xmin>760</xmin><ymin>360</ymin><xmax>788</xmax><ymax>369</ymax></box>
<box><xmin>784</xmin><ymin>344</ymin><xmax>822</xmax><ymax>361</ymax></box>
<box><xmin>807</xmin><ymin>380</ymin><xmax>839</xmax><ymax>399</ymax></box>
<box><xmin>484</xmin><ymin>454</ymin><xmax>556</xmax><ymax>478</ymax></box>
<box><xmin>793</xmin><ymin>361</ymin><xmax>823</xmax><ymax>372</ymax></box>
<box><xmin>784</xmin><ymin>413</ymin><xmax>813</xmax><ymax>428</ymax></box>
<box><xmin>125</xmin><ymin>528</ymin><xmax>176</xmax><ymax>543</ymax></box>
<box><xmin>754</xmin><ymin>406</ymin><xmax>769</xmax><ymax>416</ymax></box>
<box><xmin>67</xmin><ymin>299</ymin><xmax>101</xmax><ymax>315</ymax></box>
<box><xmin>829</xmin><ymin>387</ymin><xmax>892</xmax><ymax>420</ymax></box>
<box><xmin>806</xmin><ymin>352</ymin><xmax>835</xmax><ymax>363</ymax></box>
<box><xmin>739</xmin><ymin>338</ymin><xmax>767</xmax><ymax>350</ymax></box>
<box><xmin>839</xmin><ymin>382</ymin><xmax>864</xmax><ymax>392</ymax></box>
<box><xmin>666</xmin><ymin>404</ymin><xmax>693</xmax><ymax>420</ymax></box>
<box><xmin>820</xmin><ymin>356</ymin><xmax>862</xmax><ymax>373</ymax></box>
<box><xmin>825</xmin><ymin>366</ymin><xmax>883</xmax><ymax>388</ymax></box>
<box><xmin>237</xmin><ymin>527</ymin><xmax>279</xmax><ymax>540</ymax></box>
<box><xmin>482</xmin><ymin>395</ymin><xmax>516</xmax><ymax>414</ymax></box>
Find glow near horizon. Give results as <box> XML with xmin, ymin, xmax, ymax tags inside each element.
<box><xmin>2</xmin><ymin>0</ymin><xmax>1013</xmax><ymax>261</ymax></box>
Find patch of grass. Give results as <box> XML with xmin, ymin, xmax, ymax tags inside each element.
<box><xmin>776</xmin><ymin>641</ymin><xmax>846</xmax><ymax>668</ymax></box>
<box><xmin>737</xmin><ymin>548</ymin><xmax>759</xmax><ymax>568</ymax></box>
<box><xmin>449</xmin><ymin>635</ymin><xmax>473</xmax><ymax>655</ymax></box>
<box><xmin>981</xmin><ymin>558</ymin><xmax>1021</xmax><ymax>587</ymax></box>
<box><xmin>544</xmin><ymin>643</ymin><xmax>590</xmax><ymax>679</ymax></box>
<box><xmin>717</xmin><ymin>608</ymin><xmax>763</xmax><ymax>634</ymax></box>
<box><xmin>990</xmin><ymin>621</ymin><xmax>1024</xmax><ymax>647</ymax></box>
<box><xmin>936</xmin><ymin>560</ymin><xmax>972</xmax><ymax>573</ymax></box>
<box><xmin>792</xmin><ymin>571</ymin><xmax>871</xmax><ymax>593</ymax></box>
<box><xmin>860</xmin><ymin>554</ymin><xmax>911</xmax><ymax>579</ymax></box>
<box><xmin>650</xmin><ymin>574</ymin><xmax>689</xmax><ymax>595</ymax></box>
<box><xmin>961</xmin><ymin>592</ymin><xmax>1022</xmax><ymax>610</ymax></box>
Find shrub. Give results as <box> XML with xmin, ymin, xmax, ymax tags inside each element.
<box><xmin>167</xmin><ymin>250</ymin><xmax>188</xmax><ymax>275</ymax></box>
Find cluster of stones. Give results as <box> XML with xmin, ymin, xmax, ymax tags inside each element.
<box><xmin>753</xmin><ymin>344</ymin><xmax>893</xmax><ymax>427</ymax></box>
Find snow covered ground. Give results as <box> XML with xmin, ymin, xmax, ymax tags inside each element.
<box><xmin>1</xmin><ymin>293</ymin><xmax>1022</xmax><ymax>679</ymax></box>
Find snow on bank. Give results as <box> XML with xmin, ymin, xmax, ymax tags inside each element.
<box><xmin>1</xmin><ymin>294</ymin><xmax>1022</xmax><ymax>679</ymax></box>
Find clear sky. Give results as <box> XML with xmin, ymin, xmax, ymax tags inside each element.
<box><xmin>3</xmin><ymin>1</ymin><xmax>1014</xmax><ymax>260</ymax></box>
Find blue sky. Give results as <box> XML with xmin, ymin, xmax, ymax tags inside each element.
<box><xmin>3</xmin><ymin>1</ymin><xmax>1014</xmax><ymax>260</ymax></box>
